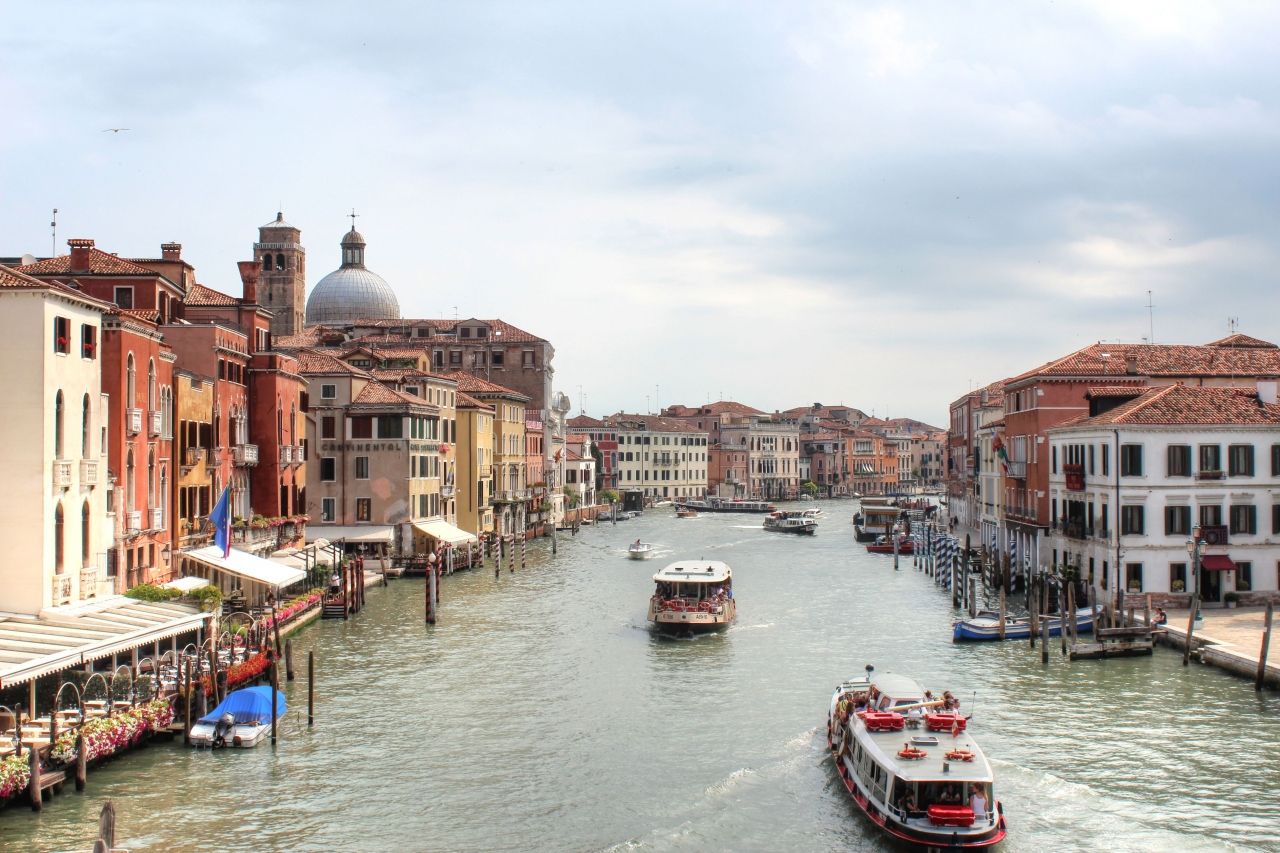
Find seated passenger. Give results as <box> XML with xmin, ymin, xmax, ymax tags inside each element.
<box><xmin>853</xmin><ymin>693</ymin><xmax>869</xmax><ymax>713</ymax></box>
<box><xmin>938</xmin><ymin>784</ymin><xmax>961</xmax><ymax>805</ymax></box>
<box><xmin>970</xmin><ymin>784</ymin><xmax>987</xmax><ymax>820</ymax></box>
<box><xmin>1153</xmin><ymin>607</ymin><xmax>1168</xmax><ymax>626</ymax></box>
<box><xmin>900</xmin><ymin>790</ymin><xmax>920</xmax><ymax>818</ymax></box>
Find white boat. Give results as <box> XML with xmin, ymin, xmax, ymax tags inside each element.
<box><xmin>799</xmin><ymin>493</ymin><xmax>814</xmax><ymax>501</ymax></box>
<box><xmin>828</xmin><ymin>671</ymin><xmax>1008</xmax><ymax>850</ymax></box>
<box><xmin>675</xmin><ymin>507</ymin><xmax>698</xmax><ymax>518</ymax></box>
<box><xmin>953</xmin><ymin>607</ymin><xmax>1095</xmax><ymax>642</ymax></box>
<box><xmin>762</xmin><ymin>510</ymin><xmax>818</xmax><ymax>534</ymax></box>
<box><xmin>189</xmin><ymin>686</ymin><xmax>285</xmax><ymax>749</ymax></box>
<box><xmin>628</xmin><ymin>542</ymin><xmax>654</xmax><ymax>560</ymax></box>
<box><xmin>648</xmin><ymin>561</ymin><xmax>736</xmax><ymax>632</ymax></box>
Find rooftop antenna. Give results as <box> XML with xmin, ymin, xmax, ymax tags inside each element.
<box><xmin>1146</xmin><ymin>291</ymin><xmax>1154</xmax><ymax>344</ymax></box>
<box><xmin>646</xmin><ymin>395</ymin><xmax>650</xmax><ymax>414</ymax></box>
<box><xmin>655</xmin><ymin>384</ymin><xmax>660</xmax><ymax>414</ymax></box>
<box><xmin>577</xmin><ymin>385</ymin><xmax>584</xmax><ymax>416</ymax></box>
<box><xmin>50</xmin><ymin>208</ymin><xmax>57</xmax><ymax>257</ymax></box>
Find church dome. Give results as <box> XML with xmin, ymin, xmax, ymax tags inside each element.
<box><xmin>305</xmin><ymin>225</ymin><xmax>400</xmax><ymax>325</ymax></box>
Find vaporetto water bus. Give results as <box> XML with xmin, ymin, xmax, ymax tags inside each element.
<box><xmin>647</xmin><ymin>561</ymin><xmax>736</xmax><ymax>632</ymax></box>
<box><xmin>827</xmin><ymin>671</ymin><xmax>1007</xmax><ymax>851</ymax></box>
<box><xmin>679</xmin><ymin>498</ymin><xmax>776</xmax><ymax>514</ymax></box>
<box><xmin>762</xmin><ymin>510</ymin><xmax>818</xmax><ymax>534</ymax></box>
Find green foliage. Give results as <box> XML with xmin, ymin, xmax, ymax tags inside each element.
<box><xmin>599</xmin><ymin>489</ymin><xmax>620</xmax><ymax>505</ymax></box>
<box><xmin>800</xmin><ymin>481</ymin><xmax>819</xmax><ymax>495</ymax></box>
<box><xmin>188</xmin><ymin>585</ymin><xmax>223</xmax><ymax>611</ymax></box>
<box><xmin>537</xmin><ymin>502</ymin><xmax>553</xmax><ymax>512</ymax></box>
<box><xmin>562</xmin><ymin>485</ymin><xmax>580</xmax><ymax>508</ymax></box>
<box><xmin>125</xmin><ymin>584</ymin><xmax>183</xmax><ymax>603</ymax></box>
<box><xmin>1223</xmin><ymin>591</ymin><xmax>1240</xmax><ymax>604</ymax></box>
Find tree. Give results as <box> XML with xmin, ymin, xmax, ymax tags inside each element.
<box><xmin>562</xmin><ymin>485</ymin><xmax>581</xmax><ymax>508</ymax></box>
<box><xmin>599</xmin><ymin>489</ymin><xmax>620</xmax><ymax>505</ymax></box>
<box><xmin>590</xmin><ymin>443</ymin><xmax>605</xmax><ymax>492</ymax></box>
<box><xmin>800</xmin><ymin>480</ymin><xmax>819</xmax><ymax>495</ymax></box>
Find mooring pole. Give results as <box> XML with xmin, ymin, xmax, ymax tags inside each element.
<box><xmin>1184</xmin><ymin>595</ymin><xmax>1199</xmax><ymax>666</ymax></box>
<box><xmin>75</xmin><ymin>731</ymin><xmax>87</xmax><ymax>791</ymax></box>
<box><xmin>27</xmin><ymin>744</ymin><xmax>40</xmax><ymax>811</ymax></box>
<box><xmin>285</xmin><ymin>638</ymin><xmax>295</xmax><ymax>681</ymax></box>
<box><xmin>308</xmin><ymin>650</ymin><xmax>315</xmax><ymax>726</ymax></box>
<box><xmin>183</xmin><ymin>660</ymin><xmax>193</xmax><ymax>746</ymax></box>
<box><xmin>427</xmin><ymin>562</ymin><xmax>438</xmax><ymax>625</ymax></box>
<box><xmin>1041</xmin><ymin>605</ymin><xmax>1050</xmax><ymax>665</ymax></box>
<box><xmin>1256</xmin><ymin>602</ymin><xmax>1273</xmax><ymax>690</ymax></box>
<box><xmin>270</xmin><ymin>655</ymin><xmax>278</xmax><ymax>744</ymax></box>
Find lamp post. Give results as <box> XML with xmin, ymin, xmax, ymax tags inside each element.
<box><xmin>1186</xmin><ymin>526</ymin><xmax>1204</xmax><ymax>624</ymax></box>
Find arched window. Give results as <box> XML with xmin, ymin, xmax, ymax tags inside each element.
<box><xmin>262</xmin><ymin>254</ymin><xmax>272</xmax><ymax>271</ymax></box>
<box><xmin>126</xmin><ymin>353</ymin><xmax>136</xmax><ymax>408</ymax></box>
<box><xmin>275</xmin><ymin>253</ymin><xmax>285</xmax><ymax>271</ymax></box>
<box><xmin>54</xmin><ymin>502</ymin><xmax>65</xmax><ymax>574</ymax></box>
<box><xmin>82</xmin><ymin>393</ymin><xmax>91</xmax><ymax>457</ymax></box>
<box><xmin>55</xmin><ymin>390</ymin><xmax>65</xmax><ymax>459</ymax></box>
<box><xmin>159</xmin><ymin>466</ymin><xmax>168</xmax><ymax>530</ymax></box>
<box><xmin>126</xmin><ymin>448</ymin><xmax>135</xmax><ymax>515</ymax></box>
<box><xmin>148</xmin><ymin>359</ymin><xmax>156</xmax><ymax>410</ymax></box>
<box><xmin>148</xmin><ymin>448</ymin><xmax>156</xmax><ymax>509</ymax></box>
<box><xmin>277</xmin><ymin>402</ymin><xmax>283</xmax><ymax>445</ymax></box>
<box><xmin>81</xmin><ymin>501</ymin><xmax>91</xmax><ymax>564</ymax></box>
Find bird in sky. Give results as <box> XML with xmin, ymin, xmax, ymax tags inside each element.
<box><xmin>102</xmin><ymin>128</ymin><xmax>129</xmax><ymax>133</ymax></box>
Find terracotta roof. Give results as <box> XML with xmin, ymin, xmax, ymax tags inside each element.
<box><xmin>185</xmin><ymin>283</ymin><xmax>239</xmax><ymax>307</ymax></box>
<box><xmin>455</xmin><ymin>391</ymin><xmax>494</xmax><ymax>412</ymax></box>
<box><xmin>807</xmin><ymin>430</ymin><xmax>841</xmax><ymax>440</ymax></box>
<box><xmin>1008</xmin><ymin>342</ymin><xmax>1280</xmax><ymax>384</ymax></box>
<box><xmin>353</xmin><ymin>318</ymin><xmax>548</xmax><ymax>344</ymax></box>
<box><xmin>17</xmin><ymin>248</ymin><xmax>161</xmax><ymax>277</ymax></box>
<box><xmin>567</xmin><ymin>414</ymin><xmax>608</xmax><ymax>428</ymax></box>
<box><xmin>437</xmin><ymin>371</ymin><xmax>529</xmax><ymax>400</ymax></box>
<box><xmin>341</xmin><ymin>344</ymin><xmax>430</xmax><ymax>360</ymax></box>
<box><xmin>294</xmin><ymin>349</ymin><xmax>372</xmax><ymax>376</ymax></box>
<box><xmin>606</xmin><ymin>413</ymin><xmax>708</xmax><ymax>434</ymax></box>
<box><xmin>351</xmin><ymin>380</ymin><xmax>438</xmax><ymax>409</ymax></box>
<box><xmin>1085</xmin><ymin>386</ymin><xmax>1146</xmax><ymax>400</ymax></box>
<box><xmin>566</xmin><ymin>433</ymin><xmax>589</xmax><ymax>444</ymax></box>
<box><xmin>675</xmin><ymin>401</ymin><xmax>764</xmax><ymax>417</ymax></box>
<box><xmin>565</xmin><ymin>450</ymin><xmax>585</xmax><ymax>461</ymax></box>
<box><xmin>0</xmin><ymin>265</ymin><xmax>116</xmax><ymax>309</ymax></box>
<box><xmin>1207</xmin><ymin>333</ymin><xmax>1277</xmax><ymax>349</ymax></box>
<box><xmin>370</xmin><ymin>368</ymin><xmax>433</xmax><ymax>381</ymax></box>
<box><xmin>1055</xmin><ymin>384</ymin><xmax>1280</xmax><ymax>427</ymax></box>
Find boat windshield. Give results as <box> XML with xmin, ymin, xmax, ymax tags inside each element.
<box><xmin>653</xmin><ymin>580</ymin><xmax>731</xmax><ymax>601</ymax></box>
<box><xmin>892</xmin><ymin>779</ymin><xmax>994</xmax><ymax>827</ymax></box>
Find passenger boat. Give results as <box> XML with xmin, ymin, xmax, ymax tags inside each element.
<box><xmin>763</xmin><ymin>510</ymin><xmax>818</xmax><ymax>534</ymax></box>
<box><xmin>866</xmin><ymin>535</ymin><xmax>913</xmax><ymax>554</ymax></box>
<box><xmin>628</xmin><ymin>542</ymin><xmax>654</xmax><ymax>560</ymax></box>
<box><xmin>855</xmin><ymin>501</ymin><xmax>902</xmax><ymax>542</ymax></box>
<box><xmin>189</xmin><ymin>686</ymin><xmax>286</xmax><ymax>748</ymax></box>
<box><xmin>828</xmin><ymin>671</ymin><xmax>1007</xmax><ymax>851</ymax></box>
<box><xmin>675</xmin><ymin>507</ymin><xmax>698</xmax><ymax>518</ymax></box>
<box><xmin>953</xmin><ymin>607</ymin><xmax>1095</xmax><ymax>642</ymax></box>
<box><xmin>681</xmin><ymin>498</ymin><xmax>776</xmax><ymax>514</ymax></box>
<box><xmin>648</xmin><ymin>561</ymin><xmax>736</xmax><ymax>632</ymax></box>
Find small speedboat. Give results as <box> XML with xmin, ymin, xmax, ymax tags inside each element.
<box><xmin>952</xmin><ymin>607</ymin><xmax>1095</xmax><ymax>642</ymax></box>
<box><xmin>866</xmin><ymin>535</ymin><xmax>913</xmax><ymax>554</ymax></box>
<box><xmin>763</xmin><ymin>511</ymin><xmax>818</xmax><ymax>534</ymax></box>
<box><xmin>189</xmin><ymin>686</ymin><xmax>286</xmax><ymax>748</ymax></box>
<box><xmin>675</xmin><ymin>507</ymin><xmax>698</xmax><ymax>518</ymax></box>
<box><xmin>628</xmin><ymin>542</ymin><xmax>654</xmax><ymax>560</ymax></box>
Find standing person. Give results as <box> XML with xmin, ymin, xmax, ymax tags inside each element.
<box><xmin>970</xmin><ymin>784</ymin><xmax>988</xmax><ymax>822</ymax></box>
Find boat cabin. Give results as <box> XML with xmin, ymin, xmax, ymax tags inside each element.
<box><xmin>649</xmin><ymin>561</ymin><xmax>736</xmax><ymax>630</ymax></box>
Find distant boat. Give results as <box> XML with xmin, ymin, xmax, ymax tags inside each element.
<box><xmin>682</xmin><ymin>498</ymin><xmax>775</xmax><ymax>514</ymax></box>
<box><xmin>763</xmin><ymin>510</ymin><xmax>818</xmax><ymax>534</ymax></box>
<box><xmin>628</xmin><ymin>542</ymin><xmax>655</xmax><ymax>560</ymax></box>
<box><xmin>676</xmin><ymin>507</ymin><xmax>698</xmax><ymax>518</ymax></box>
<box><xmin>866</xmin><ymin>535</ymin><xmax>913</xmax><ymax>554</ymax></box>
<box><xmin>189</xmin><ymin>686</ymin><xmax>285</xmax><ymax>748</ymax></box>
<box><xmin>952</xmin><ymin>607</ymin><xmax>1096</xmax><ymax>642</ymax></box>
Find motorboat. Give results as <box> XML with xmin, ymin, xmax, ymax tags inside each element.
<box><xmin>675</xmin><ymin>507</ymin><xmax>698</xmax><ymax>518</ymax></box>
<box><xmin>628</xmin><ymin>542</ymin><xmax>655</xmax><ymax>560</ymax></box>
<box><xmin>189</xmin><ymin>686</ymin><xmax>286</xmax><ymax>748</ymax></box>
<box><xmin>953</xmin><ymin>607</ymin><xmax>1096</xmax><ymax>642</ymax></box>
<box><xmin>683</xmin><ymin>498</ymin><xmax>776</xmax><ymax>514</ymax></box>
<box><xmin>828</xmin><ymin>670</ymin><xmax>1007</xmax><ymax>851</ymax></box>
<box><xmin>763</xmin><ymin>511</ymin><xmax>818</xmax><ymax>534</ymax></box>
<box><xmin>648</xmin><ymin>561</ymin><xmax>736</xmax><ymax>632</ymax></box>
<box><xmin>799</xmin><ymin>493</ymin><xmax>814</xmax><ymax>501</ymax></box>
<box><xmin>866</xmin><ymin>535</ymin><xmax>913</xmax><ymax>555</ymax></box>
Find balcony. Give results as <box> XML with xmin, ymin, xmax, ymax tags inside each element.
<box><xmin>292</xmin><ymin>445</ymin><xmax>305</xmax><ymax>466</ymax></box>
<box><xmin>150</xmin><ymin>507</ymin><xmax>164</xmax><ymax>530</ymax></box>
<box><xmin>149</xmin><ymin>410</ymin><xmax>163</xmax><ymax>436</ymax></box>
<box><xmin>80</xmin><ymin>459</ymin><xmax>99</xmax><ymax>485</ymax></box>
<box><xmin>125</xmin><ymin>510</ymin><xmax>143</xmax><ymax>534</ymax></box>
<box><xmin>232</xmin><ymin>444</ymin><xmax>259</xmax><ymax>466</ymax></box>
<box><xmin>1006</xmin><ymin>461</ymin><xmax>1026</xmax><ymax>479</ymax></box>
<box><xmin>205</xmin><ymin>448</ymin><xmax>218</xmax><ymax>469</ymax></box>
<box><xmin>51</xmin><ymin>574</ymin><xmax>72</xmax><ymax>606</ymax></box>
<box><xmin>184</xmin><ymin>446</ymin><xmax>204</xmax><ymax>468</ymax></box>
<box><xmin>52</xmin><ymin>460</ymin><xmax>74</xmax><ymax>488</ymax></box>
<box><xmin>441</xmin><ymin>485</ymin><xmax>456</xmax><ymax>499</ymax></box>
<box><xmin>1052</xmin><ymin>520</ymin><xmax>1091</xmax><ymax>540</ymax></box>
<box><xmin>1197</xmin><ymin>470</ymin><xmax>1224</xmax><ymax>481</ymax></box>
<box><xmin>278</xmin><ymin>445</ymin><xmax>293</xmax><ymax>467</ymax></box>
<box><xmin>79</xmin><ymin>567</ymin><xmax>100</xmax><ymax>599</ymax></box>
<box><xmin>126</xmin><ymin>408</ymin><xmax>143</xmax><ymax>435</ymax></box>
<box><xmin>1200</xmin><ymin>525</ymin><xmax>1229</xmax><ymax>546</ymax></box>
<box><xmin>493</xmin><ymin>488</ymin><xmax>532</xmax><ymax>502</ymax></box>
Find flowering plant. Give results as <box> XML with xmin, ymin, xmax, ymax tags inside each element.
<box><xmin>0</xmin><ymin>754</ymin><xmax>31</xmax><ymax>800</ymax></box>
<box><xmin>262</xmin><ymin>592</ymin><xmax>322</xmax><ymax>630</ymax></box>
<box><xmin>202</xmin><ymin>652</ymin><xmax>271</xmax><ymax>694</ymax></box>
<box><xmin>48</xmin><ymin>699</ymin><xmax>174</xmax><ymax>766</ymax></box>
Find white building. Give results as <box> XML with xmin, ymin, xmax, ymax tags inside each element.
<box><xmin>0</xmin><ymin>267</ymin><xmax>113</xmax><ymax>614</ymax></box>
<box><xmin>606</xmin><ymin>414</ymin><xmax>709</xmax><ymax>500</ymax></box>
<box><xmin>1046</xmin><ymin>383</ymin><xmax>1280</xmax><ymax>607</ymax></box>
<box><xmin>562</xmin><ymin>434</ymin><xmax>597</xmax><ymax>507</ymax></box>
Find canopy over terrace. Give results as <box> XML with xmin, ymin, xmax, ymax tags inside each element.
<box><xmin>305</xmin><ymin>526</ymin><xmax>394</xmax><ymax>545</ymax></box>
<box><xmin>0</xmin><ymin>597</ymin><xmax>209</xmax><ymax>689</ymax></box>
<box><xmin>180</xmin><ymin>546</ymin><xmax>308</xmax><ymax>608</ymax></box>
<box><xmin>412</xmin><ymin>520</ymin><xmax>478</xmax><ymax>549</ymax></box>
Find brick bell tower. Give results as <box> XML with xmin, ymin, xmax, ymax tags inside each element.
<box><xmin>253</xmin><ymin>212</ymin><xmax>306</xmax><ymax>337</ymax></box>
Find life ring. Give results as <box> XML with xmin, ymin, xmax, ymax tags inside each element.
<box><xmin>897</xmin><ymin>744</ymin><xmax>928</xmax><ymax>760</ymax></box>
<box><xmin>944</xmin><ymin>749</ymin><xmax>975</xmax><ymax>761</ymax></box>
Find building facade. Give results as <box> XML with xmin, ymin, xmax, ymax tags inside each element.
<box><xmin>605</xmin><ymin>414</ymin><xmax>709</xmax><ymax>500</ymax></box>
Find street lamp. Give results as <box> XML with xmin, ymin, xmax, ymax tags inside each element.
<box><xmin>1185</xmin><ymin>526</ymin><xmax>1204</xmax><ymax>624</ymax></box>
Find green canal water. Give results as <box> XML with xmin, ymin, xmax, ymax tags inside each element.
<box><xmin>4</xmin><ymin>504</ymin><xmax>1279</xmax><ymax>852</ymax></box>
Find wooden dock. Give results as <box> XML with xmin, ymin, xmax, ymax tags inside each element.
<box><xmin>1070</xmin><ymin>625</ymin><xmax>1155</xmax><ymax>659</ymax></box>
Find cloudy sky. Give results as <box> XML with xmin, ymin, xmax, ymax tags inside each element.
<box><xmin>3</xmin><ymin>2</ymin><xmax>1278</xmax><ymax>424</ymax></box>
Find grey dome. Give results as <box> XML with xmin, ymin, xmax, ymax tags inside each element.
<box><xmin>305</xmin><ymin>226</ymin><xmax>400</xmax><ymax>325</ymax></box>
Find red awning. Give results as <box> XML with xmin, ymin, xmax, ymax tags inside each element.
<box><xmin>1200</xmin><ymin>555</ymin><xmax>1237</xmax><ymax>571</ymax></box>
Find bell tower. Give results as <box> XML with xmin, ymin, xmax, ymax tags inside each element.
<box><xmin>253</xmin><ymin>212</ymin><xmax>306</xmax><ymax>337</ymax></box>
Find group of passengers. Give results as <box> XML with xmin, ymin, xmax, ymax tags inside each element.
<box><xmin>897</xmin><ymin>783</ymin><xmax>988</xmax><ymax>823</ymax></box>
<box><xmin>652</xmin><ymin>582</ymin><xmax>732</xmax><ymax>612</ymax></box>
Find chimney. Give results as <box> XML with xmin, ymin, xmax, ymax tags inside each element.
<box><xmin>1258</xmin><ymin>380</ymin><xmax>1278</xmax><ymax>405</ymax></box>
<box><xmin>162</xmin><ymin>242</ymin><xmax>182</xmax><ymax>260</ymax></box>
<box><xmin>237</xmin><ymin>261</ymin><xmax>260</xmax><ymax>303</ymax></box>
<box><xmin>68</xmin><ymin>238</ymin><xmax>94</xmax><ymax>272</ymax></box>
<box><xmin>1125</xmin><ymin>355</ymin><xmax>1138</xmax><ymax>375</ymax></box>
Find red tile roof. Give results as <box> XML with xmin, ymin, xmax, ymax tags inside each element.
<box><xmin>455</xmin><ymin>391</ymin><xmax>494</xmax><ymax>412</ymax></box>
<box><xmin>353</xmin><ymin>318</ymin><xmax>548</xmax><ymax>344</ymax></box>
<box><xmin>567</xmin><ymin>414</ymin><xmax>608</xmax><ymax>428</ymax></box>
<box><xmin>1207</xmin><ymin>333</ymin><xmax>1277</xmax><ymax>349</ymax></box>
<box><xmin>1008</xmin><ymin>342</ymin><xmax>1280</xmax><ymax>383</ymax></box>
<box><xmin>185</xmin><ymin>283</ymin><xmax>239</xmax><ymax>307</ymax></box>
<box><xmin>341</xmin><ymin>344</ymin><xmax>430</xmax><ymax>360</ymax></box>
<box><xmin>1059</xmin><ymin>384</ymin><xmax>1280</xmax><ymax>427</ymax></box>
<box><xmin>352</xmin><ymin>380</ymin><xmax>438</xmax><ymax>408</ymax></box>
<box><xmin>17</xmin><ymin>248</ymin><xmax>161</xmax><ymax>277</ymax></box>
<box><xmin>0</xmin><ymin>265</ymin><xmax>116</xmax><ymax>309</ymax></box>
<box><xmin>274</xmin><ymin>326</ymin><xmax>328</xmax><ymax>349</ymax></box>
<box><xmin>606</xmin><ymin>413</ymin><xmax>708</xmax><ymax>434</ymax></box>
<box><xmin>370</xmin><ymin>368</ymin><xmax>433</xmax><ymax>381</ymax></box>
<box><xmin>437</xmin><ymin>371</ymin><xmax>529</xmax><ymax>400</ymax></box>
<box><xmin>294</xmin><ymin>349</ymin><xmax>372</xmax><ymax>376</ymax></box>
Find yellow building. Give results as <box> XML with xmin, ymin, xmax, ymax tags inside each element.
<box><xmin>443</xmin><ymin>372</ymin><xmax>529</xmax><ymax>534</ymax></box>
<box><xmin>174</xmin><ymin>368</ymin><xmax>216</xmax><ymax>553</ymax></box>
<box><xmin>454</xmin><ymin>391</ymin><xmax>494</xmax><ymax>536</ymax></box>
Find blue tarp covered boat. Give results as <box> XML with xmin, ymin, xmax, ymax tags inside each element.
<box><xmin>953</xmin><ymin>607</ymin><xmax>1095</xmax><ymax>642</ymax></box>
<box><xmin>190</xmin><ymin>686</ymin><xmax>286</xmax><ymax>747</ymax></box>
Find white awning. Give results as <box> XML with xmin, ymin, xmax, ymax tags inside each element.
<box><xmin>305</xmin><ymin>525</ymin><xmax>395</xmax><ymax>544</ymax></box>
<box><xmin>412</xmin><ymin>520</ymin><xmax>478</xmax><ymax>546</ymax></box>
<box><xmin>162</xmin><ymin>576</ymin><xmax>211</xmax><ymax>593</ymax></box>
<box><xmin>183</xmin><ymin>545</ymin><xmax>307</xmax><ymax>589</ymax></box>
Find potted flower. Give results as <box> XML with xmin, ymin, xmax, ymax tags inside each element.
<box><xmin>1224</xmin><ymin>591</ymin><xmax>1240</xmax><ymax>609</ymax></box>
<box><xmin>1172</xmin><ymin>579</ymin><xmax>1185</xmax><ymax>592</ymax></box>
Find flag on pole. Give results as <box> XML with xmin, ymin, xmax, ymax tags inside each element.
<box><xmin>210</xmin><ymin>485</ymin><xmax>233</xmax><ymax>558</ymax></box>
<box><xmin>991</xmin><ymin>434</ymin><xmax>1009</xmax><ymax>474</ymax></box>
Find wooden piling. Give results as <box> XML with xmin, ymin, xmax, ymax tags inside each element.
<box><xmin>270</xmin><ymin>657</ymin><xmax>278</xmax><ymax>744</ymax></box>
<box><xmin>998</xmin><ymin>586</ymin><xmax>1006</xmax><ymax>641</ymax></box>
<box><xmin>285</xmin><ymin>638</ymin><xmax>295</xmax><ymax>681</ymax></box>
<box><xmin>968</xmin><ymin>576</ymin><xmax>977</xmax><ymax>618</ymax></box>
<box><xmin>427</xmin><ymin>563</ymin><xmax>437</xmax><ymax>625</ymax></box>
<box><xmin>183</xmin><ymin>660</ymin><xmax>192</xmax><ymax>746</ymax></box>
<box><xmin>1041</xmin><ymin>605</ymin><xmax>1050</xmax><ymax>664</ymax></box>
<box><xmin>1061</xmin><ymin>583</ymin><xmax>1069</xmax><ymax>655</ymax></box>
<box><xmin>28</xmin><ymin>745</ymin><xmax>41</xmax><ymax>811</ymax></box>
<box><xmin>1067</xmin><ymin>583</ymin><xmax>1078</xmax><ymax>646</ymax></box>
<box><xmin>75</xmin><ymin>732</ymin><xmax>87</xmax><ymax>791</ymax></box>
<box><xmin>1256</xmin><ymin>602</ymin><xmax>1274</xmax><ymax>691</ymax></box>
<box><xmin>308</xmin><ymin>650</ymin><xmax>315</xmax><ymax>726</ymax></box>
<box><xmin>99</xmin><ymin>799</ymin><xmax>116</xmax><ymax>850</ymax></box>
<box><xmin>1184</xmin><ymin>595</ymin><xmax>1199</xmax><ymax>666</ymax></box>
<box><xmin>1029</xmin><ymin>586</ymin><xmax>1037</xmax><ymax>650</ymax></box>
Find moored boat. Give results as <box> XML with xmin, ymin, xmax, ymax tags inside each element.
<box><xmin>628</xmin><ymin>542</ymin><xmax>654</xmax><ymax>560</ymax></box>
<box><xmin>189</xmin><ymin>686</ymin><xmax>286</xmax><ymax>748</ymax></box>
<box><xmin>683</xmin><ymin>498</ymin><xmax>775</xmax><ymax>514</ymax></box>
<box><xmin>855</xmin><ymin>501</ymin><xmax>902</xmax><ymax>542</ymax></box>
<box><xmin>648</xmin><ymin>561</ymin><xmax>736</xmax><ymax>632</ymax></box>
<box><xmin>866</xmin><ymin>534</ymin><xmax>913</xmax><ymax>554</ymax></box>
<box><xmin>953</xmin><ymin>607</ymin><xmax>1095</xmax><ymax>642</ymax></box>
<box><xmin>763</xmin><ymin>510</ymin><xmax>818</xmax><ymax>534</ymax></box>
<box><xmin>828</xmin><ymin>671</ymin><xmax>1007</xmax><ymax>851</ymax></box>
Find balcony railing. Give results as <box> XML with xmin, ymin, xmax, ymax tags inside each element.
<box><xmin>1197</xmin><ymin>470</ymin><xmax>1224</xmax><ymax>481</ymax></box>
<box><xmin>279</xmin><ymin>445</ymin><xmax>293</xmax><ymax>466</ymax></box>
<box><xmin>233</xmin><ymin>444</ymin><xmax>259</xmax><ymax>466</ymax></box>
<box><xmin>441</xmin><ymin>485</ymin><xmax>456</xmax><ymax>498</ymax></box>
<box><xmin>126</xmin><ymin>510</ymin><xmax>142</xmax><ymax>533</ymax></box>
<box><xmin>1051</xmin><ymin>520</ymin><xmax>1091</xmax><ymax>540</ymax></box>
<box><xmin>126</xmin><ymin>408</ymin><xmax>143</xmax><ymax>436</ymax></box>
<box><xmin>493</xmin><ymin>488</ymin><xmax>532</xmax><ymax>502</ymax></box>
<box><xmin>149</xmin><ymin>410</ymin><xmax>163</xmax><ymax>436</ymax></box>
<box><xmin>53</xmin><ymin>460</ymin><xmax>74</xmax><ymax>488</ymax></box>
<box><xmin>205</xmin><ymin>448</ymin><xmax>218</xmax><ymax>468</ymax></box>
<box><xmin>1006</xmin><ymin>461</ymin><xmax>1026</xmax><ymax>479</ymax></box>
<box><xmin>1200</xmin><ymin>524</ymin><xmax>1229</xmax><ymax>546</ymax></box>
<box><xmin>150</xmin><ymin>507</ymin><xmax>164</xmax><ymax>530</ymax></box>
<box><xmin>79</xmin><ymin>567</ymin><xmax>100</xmax><ymax>599</ymax></box>
<box><xmin>80</xmin><ymin>459</ymin><xmax>99</xmax><ymax>485</ymax></box>
<box><xmin>184</xmin><ymin>446</ymin><xmax>204</xmax><ymax>468</ymax></box>
<box><xmin>51</xmin><ymin>574</ymin><xmax>72</xmax><ymax>606</ymax></box>
<box><xmin>292</xmin><ymin>445</ymin><xmax>305</xmax><ymax>466</ymax></box>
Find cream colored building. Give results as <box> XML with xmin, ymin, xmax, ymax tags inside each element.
<box><xmin>0</xmin><ymin>268</ymin><xmax>113</xmax><ymax>614</ymax></box>
<box><xmin>455</xmin><ymin>391</ymin><xmax>495</xmax><ymax>536</ymax></box>
<box><xmin>606</xmin><ymin>414</ymin><xmax>709</xmax><ymax>501</ymax></box>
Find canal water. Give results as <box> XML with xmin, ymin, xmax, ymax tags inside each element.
<box><xmin>5</xmin><ymin>504</ymin><xmax>1279</xmax><ymax>852</ymax></box>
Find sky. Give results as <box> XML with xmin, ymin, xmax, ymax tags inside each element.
<box><xmin>3</xmin><ymin>1</ymin><xmax>1279</xmax><ymax>426</ymax></box>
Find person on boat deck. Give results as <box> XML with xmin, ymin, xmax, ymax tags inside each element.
<box><xmin>942</xmin><ymin>691</ymin><xmax>960</xmax><ymax>712</ymax></box>
<box><xmin>938</xmin><ymin>784</ymin><xmax>961</xmax><ymax>805</ymax></box>
<box><xmin>970</xmin><ymin>784</ymin><xmax>988</xmax><ymax>821</ymax></box>
<box><xmin>634</xmin><ymin>539</ymin><xmax>642</xmax><ymax>547</ymax></box>
<box><xmin>898</xmin><ymin>789</ymin><xmax>921</xmax><ymax>818</ymax></box>
<box><xmin>853</xmin><ymin>693</ymin><xmax>869</xmax><ymax>713</ymax></box>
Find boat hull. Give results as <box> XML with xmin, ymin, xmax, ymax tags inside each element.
<box><xmin>764</xmin><ymin>524</ymin><xmax>817</xmax><ymax>534</ymax></box>
<box><xmin>648</xmin><ymin>603</ymin><xmax>735</xmax><ymax>632</ymax></box>
<box><xmin>952</xmin><ymin>608</ymin><xmax>1095</xmax><ymax>642</ymax></box>
<box><xmin>628</xmin><ymin>549</ymin><xmax>653</xmax><ymax>560</ymax></box>
<box><xmin>866</xmin><ymin>542</ymin><xmax>914</xmax><ymax>554</ymax></box>
<box><xmin>189</xmin><ymin>721</ymin><xmax>271</xmax><ymax>748</ymax></box>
